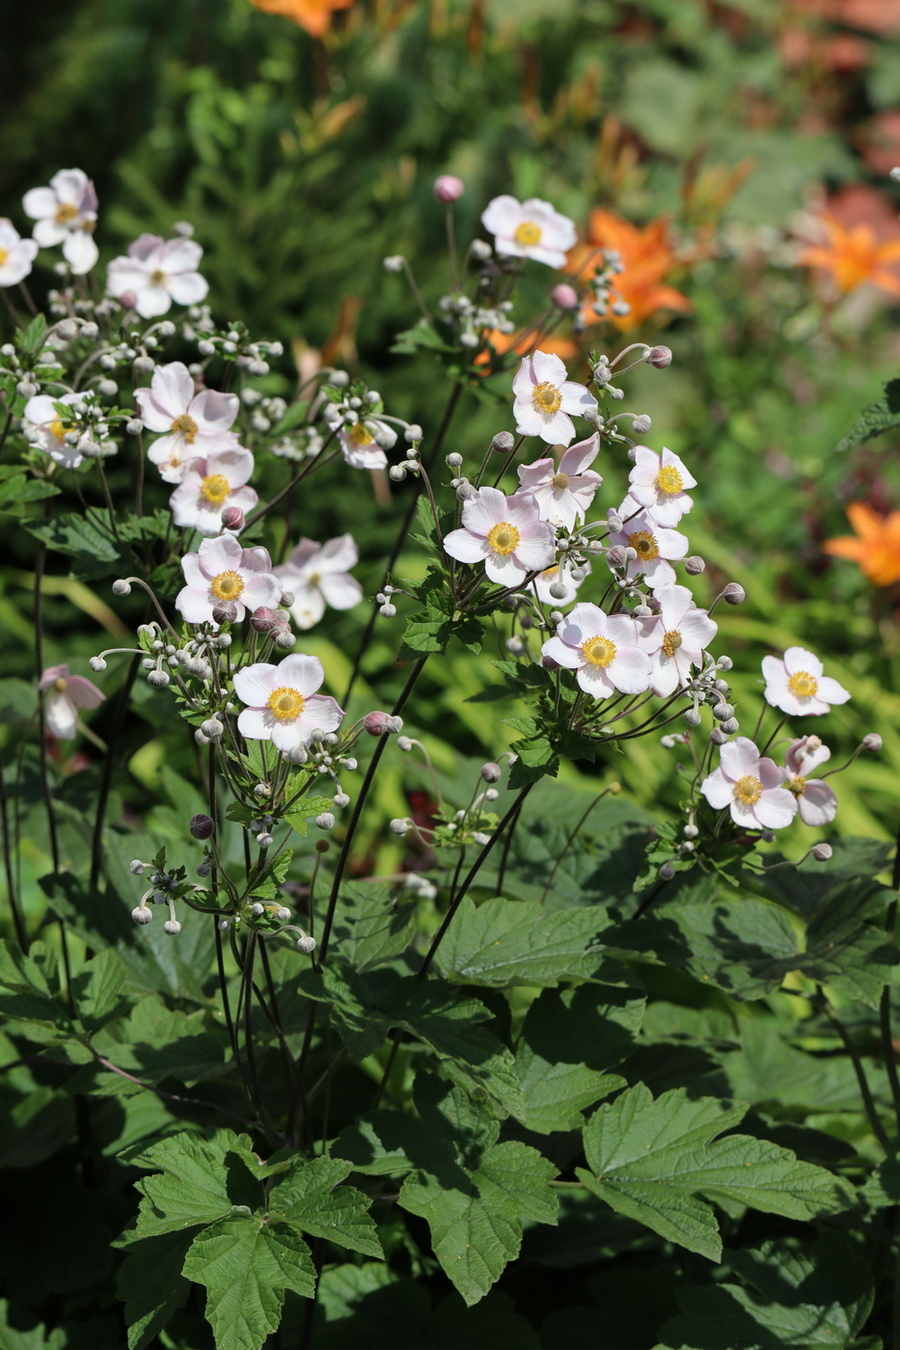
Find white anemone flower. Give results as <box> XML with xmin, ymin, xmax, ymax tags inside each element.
<box><xmin>480</xmin><ymin>195</ymin><xmax>577</xmax><ymax>269</ymax></box>
<box><xmin>0</xmin><ymin>220</ymin><xmax>38</xmax><ymax>288</ymax></box>
<box><xmin>275</xmin><ymin>535</ymin><xmax>363</xmax><ymax>630</ymax></box>
<box><xmin>233</xmin><ymin>654</ymin><xmax>343</xmax><ymax>754</ymax></box>
<box><xmin>636</xmin><ymin>585</ymin><xmax>718</xmax><ymax>696</ymax></box>
<box><xmin>762</xmin><ymin>647</ymin><xmax>850</xmax><ymax>717</ymax></box>
<box><xmin>176</xmin><ymin>535</ymin><xmax>282</xmax><ymax>625</ymax></box>
<box><xmin>169</xmin><ymin>447</ymin><xmax>258</xmax><ymax>536</ymax></box>
<box><xmin>701</xmin><ymin>737</ymin><xmax>798</xmax><ymax>830</ymax></box>
<box><xmin>531</xmin><ymin>559</ymin><xmax>589</xmax><ymax>608</ymax></box>
<box><xmin>23</xmin><ymin>392</ymin><xmax>95</xmax><ymax>469</ymax></box>
<box><xmin>23</xmin><ymin>169</ymin><xmax>99</xmax><ymax>275</ymax></box>
<box><xmin>516</xmin><ymin>433</ymin><xmax>602</xmax><ymax>529</ymax></box>
<box><xmin>541</xmin><ymin>603</ymin><xmax>651</xmax><ymax>699</ymax></box>
<box><xmin>784</xmin><ymin>736</ymin><xmax>837</xmax><ymax>826</ymax></box>
<box><xmin>107</xmin><ymin>234</ymin><xmax>209</xmax><ymax>318</ymax></box>
<box><xmin>607</xmin><ymin>495</ymin><xmax>688</xmax><ymax>589</ymax></box>
<box><xmin>443</xmin><ymin>486</ymin><xmax>556</xmax><ymax>586</ymax></box>
<box><xmin>512</xmin><ymin>351</ymin><xmax>598</xmax><ymax>446</ymax></box>
<box><xmin>628</xmin><ymin>446</ymin><xmax>697</xmax><ymax>528</ymax></box>
<box><xmin>332</xmin><ymin>414</ymin><xmax>397</xmax><ymax>470</ymax></box>
<box><xmin>136</xmin><ymin>362</ymin><xmax>240</xmax><ymax>484</ymax></box>
<box><xmin>39</xmin><ymin>664</ymin><xmax>105</xmax><ymax>740</ymax></box>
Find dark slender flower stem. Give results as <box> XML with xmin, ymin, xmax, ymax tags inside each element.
<box><xmin>0</xmin><ymin>750</ymin><xmax>27</xmax><ymax>950</ymax></box>
<box><xmin>33</xmin><ymin>541</ymin><xmax>60</xmax><ymax>875</ymax></box>
<box><xmin>539</xmin><ymin>788</ymin><xmax>610</xmax><ymax>905</ymax></box>
<box><xmin>822</xmin><ymin>993</ymin><xmax>890</xmax><ymax>1152</ymax></box>
<box><xmin>90</xmin><ymin>653</ymin><xmax>141</xmax><ymax>890</ymax></box>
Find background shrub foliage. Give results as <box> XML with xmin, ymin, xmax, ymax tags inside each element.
<box><xmin>5</xmin><ymin>1</ymin><xmax>900</xmax><ymax>1348</ymax></box>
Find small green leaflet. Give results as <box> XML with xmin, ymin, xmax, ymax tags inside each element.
<box><xmin>435</xmin><ymin>896</ymin><xmax>611</xmax><ymax>987</ymax></box>
<box><xmin>836</xmin><ymin>377</ymin><xmax>900</xmax><ymax>452</ymax></box>
<box><xmin>119</xmin><ymin>1131</ymin><xmax>265</xmax><ymax>1244</ymax></box>
<box><xmin>577</xmin><ymin>1084</ymin><xmax>852</xmax><ymax>1262</ymax></box>
<box><xmin>268</xmin><ymin>1155</ymin><xmax>382</xmax><ymax>1257</ymax></box>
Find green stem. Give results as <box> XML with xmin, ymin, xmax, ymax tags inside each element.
<box><xmin>822</xmin><ymin>994</ymin><xmax>890</xmax><ymax>1152</ymax></box>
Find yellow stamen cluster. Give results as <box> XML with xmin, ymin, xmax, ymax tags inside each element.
<box><xmin>55</xmin><ymin>203</ymin><xmax>79</xmax><ymax>225</ymax></box>
<box><xmin>788</xmin><ymin>774</ymin><xmax>807</xmax><ymax>796</ymax></box>
<box><xmin>201</xmin><ymin>474</ymin><xmax>231</xmax><ymax>505</ymax></box>
<box><xmin>657</xmin><ymin>465</ymin><xmax>683</xmax><ymax>495</ymax></box>
<box><xmin>551</xmin><ymin>472</ymin><xmax>570</xmax><ymax>490</ymax></box>
<box><xmin>349</xmin><ymin>423</ymin><xmax>374</xmax><ymax>445</ymax></box>
<box><xmin>581</xmin><ymin>634</ymin><xmax>616</xmax><ymax>667</ymax></box>
<box><xmin>266</xmin><ymin>687</ymin><xmax>305</xmax><ymax>721</ymax></box>
<box><xmin>149</xmin><ymin>269</ymin><xmax>167</xmax><ymax>287</ymax></box>
<box><xmin>627</xmin><ymin>529</ymin><xmax>659</xmax><ymax>562</ymax></box>
<box><xmin>787</xmin><ymin>670</ymin><xmax>818</xmax><ymax>699</ymax></box>
<box><xmin>0</xmin><ymin>248</ymin><xmax>9</xmax><ymax>267</ymax></box>
<box><xmin>532</xmin><ymin>383</ymin><xmax>563</xmax><ymax>416</ymax></box>
<box><xmin>662</xmin><ymin>629</ymin><xmax>683</xmax><ymax>658</ymax></box>
<box><xmin>487</xmin><ymin>522</ymin><xmax>521</xmax><ymax>555</ymax></box>
<box><xmin>514</xmin><ymin>221</ymin><xmax>542</xmax><ymax>247</ymax></box>
<box><xmin>171</xmin><ymin>414</ymin><xmax>199</xmax><ymax>443</ymax></box>
<box><xmin>210</xmin><ymin>570</ymin><xmax>245</xmax><ymax>601</ymax></box>
<box><xmin>733</xmin><ymin>775</ymin><xmax>763</xmax><ymax>806</ymax></box>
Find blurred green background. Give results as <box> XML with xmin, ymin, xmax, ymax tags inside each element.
<box><xmin>4</xmin><ymin>0</ymin><xmax>900</xmax><ymax>865</ymax></box>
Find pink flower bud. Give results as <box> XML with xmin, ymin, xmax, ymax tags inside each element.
<box><xmin>649</xmin><ymin>345</ymin><xmax>672</xmax><ymax>368</ymax></box>
<box><xmin>363</xmin><ymin>710</ymin><xmax>401</xmax><ymax>736</ymax></box>
<box><xmin>722</xmin><ymin>582</ymin><xmax>745</xmax><ymax>604</ymax></box>
<box><xmin>189</xmin><ymin>814</ymin><xmax>215</xmax><ymax>840</ymax></box>
<box><xmin>211</xmin><ymin>601</ymin><xmax>238</xmax><ymax>625</ymax></box>
<box><xmin>811</xmin><ymin>843</ymin><xmax>833</xmax><ymax>861</ymax></box>
<box><xmin>480</xmin><ymin>762</ymin><xmax>501</xmax><ymax>783</ymax></box>
<box><xmin>221</xmin><ymin>507</ymin><xmax>245</xmax><ymax>532</ymax></box>
<box><xmin>119</xmin><ymin>291</ymin><xmax>137</xmax><ymax>310</ymax></box>
<box><xmin>551</xmin><ymin>283</ymin><xmax>579</xmax><ymax>311</ymax></box>
<box><xmin>433</xmin><ymin>175</ymin><xmax>464</xmax><ymax>203</ymax></box>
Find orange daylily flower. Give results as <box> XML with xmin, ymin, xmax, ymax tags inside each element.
<box><xmin>247</xmin><ymin>0</ymin><xmax>355</xmax><ymax>38</ymax></box>
<box><xmin>569</xmin><ymin>210</ymin><xmax>691</xmax><ymax>332</ymax></box>
<box><xmin>474</xmin><ymin>328</ymin><xmax>578</xmax><ymax>372</ymax></box>
<box><xmin>823</xmin><ymin>502</ymin><xmax>900</xmax><ymax>585</ymax></box>
<box><xmin>797</xmin><ymin>213</ymin><xmax>900</xmax><ymax>297</ymax></box>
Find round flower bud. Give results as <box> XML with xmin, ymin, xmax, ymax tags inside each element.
<box><xmin>684</xmin><ymin>708</ymin><xmax>702</xmax><ymax>727</ymax></box>
<box><xmin>434</xmin><ymin>174</ymin><xmax>464</xmax><ymax>203</ymax></box>
<box><xmin>211</xmin><ymin>601</ymin><xmax>238</xmax><ymax>625</ymax></box>
<box><xmin>713</xmin><ymin>702</ymin><xmax>734</xmax><ymax>722</ymax></box>
<box><xmin>218</xmin><ymin>918</ymin><xmax>231</xmax><ymax>931</ymax></box>
<box><xmin>296</xmin><ymin>934</ymin><xmax>317</xmax><ymax>954</ymax></box>
<box><xmin>257</xmin><ymin>832</ymin><xmax>274</xmax><ymax>848</ymax></box>
<box><xmin>221</xmin><ymin>506</ymin><xmax>245</xmax><ymax>532</ymax></box>
<box><xmin>131</xmin><ymin>905</ymin><xmax>152</xmax><ymax>925</ymax></box>
<box><xmin>316</xmin><ymin>812</ymin><xmax>335</xmax><ymax>830</ymax></box>
<box><xmin>541</xmin><ymin>654</ymin><xmax>560</xmax><ymax>671</ymax></box>
<box><xmin>190</xmin><ymin>814</ymin><xmax>215</xmax><ymax>840</ymax></box>
<box><xmin>201</xmin><ymin>718</ymin><xmax>224</xmax><ymax>740</ymax></box>
<box><xmin>404</xmin><ymin>424</ymin><xmax>423</xmax><ymax>442</ymax></box>
<box><xmin>722</xmin><ymin>582</ymin><xmax>745</xmax><ymax>605</ymax></box>
<box><xmin>812</xmin><ymin>843</ymin><xmax>833</xmax><ymax>861</ymax></box>
<box><xmin>251</xmin><ymin>902</ymin><xmax>265</xmax><ymax>916</ymax></box>
<box><xmin>383</xmin><ymin>255</ymin><xmax>405</xmax><ymax>272</ymax></box>
<box><xmin>196</xmin><ymin>862</ymin><xmax>211</xmax><ymax>876</ymax></box>
<box><xmin>389</xmin><ymin>465</ymin><xmax>407</xmax><ymax>482</ymax></box>
<box><xmin>658</xmin><ymin>863</ymin><xmax>676</xmax><ymax>880</ymax></box>
<box><xmin>684</xmin><ymin>556</ymin><xmax>705</xmax><ymax>575</ymax></box>
<box><xmin>126</xmin><ymin>419</ymin><xmax>144</xmax><ymax>435</ymax></box>
<box><xmin>112</xmin><ymin>579</ymin><xmax>132</xmax><ymax>596</ymax></box>
<box><xmin>363</xmin><ymin>710</ymin><xmax>401</xmax><ymax>736</ymax></box>
<box><xmin>274</xmin><ymin>629</ymin><xmax>296</xmax><ymax>650</ymax></box>
<box><xmin>649</xmin><ymin>345</ymin><xmax>673</xmax><ymax>368</ymax></box>
<box><xmin>250</xmin><ymin>607</ymin><xmax>281</xmax><ymax>633</ymax></box>
<box><xmin>491</xmin><ymin>431</ymin><xmax>515</xmax><ymax>453</ymax></box>
<box><xmin>863</xmin><ymin>733</ymin><xmax>883</xmax><ymax>752</ymax></box>
<box><xmin>147</xmin><ymin>669</ymin><xmax>170</xmax><ymax>688</ymax></box>
<box><xmin>397</xmin><ymin>736</ymin><xmax>413</xmax><ymax>752</ymax></box>
<box><xmin>129</xmin><ymin>859</ymin><xmax>145</xmax><ymax>875</ymax></box>
<box><xmin>389</xmin><ymin>817</ymin><xmax>410</xmax><ymax>836</ymax></box>
<box><xmin>470</xmin><ymin>238</ymin><xmax>492</xmax><ymax>260</ymax></box>
<box><xmin>480</xmin><ymin>762</ymin><xmax>501</xmax><ymax>783</ymax></box>
<box><xmin>163</xmin><ymin>919</ymin><xmax>182</xmax><ymax>935</ymax></box>
<box><xmin>716</xmin><ymin>656</ymin><xmax>733</xmax><ymax>672</ymax></box>
<box><xmin>683</xmin><ymin>823</ymin><xmax>699</xmax><ymax>839</ymax></box>
<box><xmin>379</xmin><ymin>603</ymin><xmax>397</xmax><ymax>618</ymax></box>
<box><xmin>457</xmin><ymin>482</ymin><xmax>476</xmax><ymax>501</ymax></box>
<box><xmin>721</xmin><ymin>717</ymin><xmax>740</xmax><ymax>734</ymax></box>
<box><xmin>315</xmin><ymin>838</ymin><xmax>330</xmax><ymax>854</ymax></box>
<box><xmin>194</xmin><ymin>729</ymin><xmax>210</xmax><ymax>746</ymax></box>
<box><xmin>632</xmin><ymin>414</ymin><xmax>652</xmax><ymax>434</ymax></box>
<box><xmin>446</xmin><ymin>452</ymin><xmax>463</xmax><ymax>468</ymax></box>
<box><xmin>333</xmin><ymin>792</ymin><xmax>350</xmax><ymax>808</ymax></box>
<box><xmin>119</xmin><ymin>292</ymin><xmax>137</xmax><ymax>310</ymax></box>
<box><xmin>472</xmin><ymin>832</ymin><xmax>491</xmax><ymax>846</ymax></box>
<box><xmin>606</xmin><ymin>545</ymin><xmax>628</xmax><ymax>568</ymax></box>
<box><xmin>276</xmin><ymin>906</ymin><xmax>291</xmax><ymax>921</ymax></box>
<box><xmin>89</xmin><ymin>656</ymin><xmax>107</xmax><ymax>672</ymax></box>
<box><xmin>551</xmin><ymin>283</ymin><xmax>579</xmax><ymax>311</ymax></box>
<box><xmin>607</xmin><ymin>512</ymin><xmax>623</xmax><ymax>534</ymax></box>
<box><xmin>17</xmin><ymin>380</ymin><xmax>38</xmax><ymax>399</ymax></box>
<box><xmin>279</xmin><ymin>591</ymin><xmax>295</xmax><ymax>610</ymax></box>
<box><xmin>709</xmin><ymin>726</ymin><xmax>729</xmax><ymax>744</ymax></box>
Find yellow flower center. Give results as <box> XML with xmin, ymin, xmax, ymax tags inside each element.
<box><xmin>55</xmin><ymin>203</ymin><xmax>79</xmax><ymax>225</ymax></box>
<box><xmin>49</xmin><ymin>419</ymin><xmax>75</xmax><ymax>441</ymax></box>
<box><xmin>487</xmin><ymin>521</ymin><xmax>521</xmax><ymax>555</ymax></box>
<box><xmin>734</xmin><ymin>775</ymin><xmax>763</xmax><ymax>805</ymax></box>
<box><xmin>53</xmin><ymin>677</ymin><xmax>68</xmax><ymax>693</ymax></box>
<box><xmin>171</xmin><ymin>414</ymin><xmax>199</xmax><ymax>443</ymax></box>
<box><xmin>550</xmin><ymin>472</ymin><xmax>570</xmax><ymax>489</ymax></box>
<box><xmin>349</xmin><ymin>423</ymin><xmax>374</xmax><ymax>445</ymax></box>
<box><xmin>627</xmin><ymin>529</ymin><xmax>659</xmax><ymax>561</ymax></box>
<box><xmin>266</xmin><ymin>686</ymin><xmax>306</xmax><ymax>721</ymax></box>
<box><xmin>0</xmin><ymin>248</ymin><xmax>8</xmax><ymax>267</ymax></box>
<box><xmin>787</xmin><ymin>670</ymin><xmax>818</xmax><ymax>699</ymax></box>
<box><xmin>657</xmin><ymin>464</ymin><xmax>684</xmax><ymax>495</ymax></box>
<box><xmin>788</xmin><ymin>774</ymin><xmax>807</xmax><ymax>796</ymax></box>
<box><xmin>210</xmin><ymin>570</ymin><xmax>245</xmax><ymax>601</ymax></box>
<box><xmin>514</xmin><ymin>221</ymin><xmax>543</xmax><ymax>247</ymax></box>
<box><xmin>201</xmin><ymin>474</ymin><xmax>231</xmax><ymax>505</ymax></box>
<box><xmin>532</xmin><ymin>382</ymin><xmax>563</xmax><ymax>416</ymax></box>
<box><xmin>662</xmin><ymin>629</ymin><xmax>683</xmax><ymax>658</ymax></box>
<box><xmin>581</xmin><ymin>634</ymin><xmax>617</xmax><ymax>667</ymax></box>
<box><xmin>149</xmin><ymin>269</ymin><xmax>167</xmax><ymax>286</ymax></box>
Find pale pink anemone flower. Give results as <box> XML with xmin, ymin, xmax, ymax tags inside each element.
<box><xmin>783</xmin><ymin>735</ymin><xmax>837</xmax><ymax>826</ymax></box>
<box><xmin>480</xmin><ymin>195</ymin><xmax>577</xmax><ymax>269</ymax></box>
<box><xmin>275</xmin><ymin>535</ymin><xmax>363</xmax><ymax>631</ymax></box>
<box><xmin>516</xmin><ymin>433</ymin><xmax>602</xmax><ymax>530</ymax></box>
<box><xmin>23</xmin><ymin>169</ymin><xmax>99</xmax><ymax>275</ymax></box>
<box><xmin>443</xmin><ymin>486</ymin><xmax>556</xmax><ymax>586</ymax></box>
<box><xmin>530</xmin><ymin>559</ymin><xmax>589</xmax><ymax>608</ymax></box>
<box><xmin>331</xmin><ymin>415</ymin><xmax>397</xmax><ymax>470</ymax></box>
<box><xmin>0</xmin><ymin>220</ymin><xmax>38</xmax><ymax>288</ymax></box>
<box><xmin>636</xmin><ymin>585</ymin><xmax>718</xmax><ymax>697</ymax></box>
<box><xmin>701</xmin><ymin>736</ymin><xmax>798</xmax><ymax>830</ymax></box>
<box><xmin>22</xmin><ymin>392</ymin><xmax>93</xmax><ymax>469</ymax></box>
<box><xmin>233</xmin><ymin>654</ymin><xmax>343</xmax><ymax>755</ymax></box>
<box><xmin>607</xmin><ymin>495</ymin><xmax>688</xmax><ymax>589</ymax></box>
<box><xmin>628</xmin><ymin>446</ymin><xmax>697</xmax><ymax>528</ymax></box>
<box><xmin>541</xmin><ymin>602</ymin><xmax>651</xmax><ymax>699</ymax></box>
<box><xmin>169</xmin><ymin>447</ymin><xmax>257</xmax><ymax>536</ymax></box>
<box><xmin>39</xmin><ymin>664</ymin><xmax>105</xmax><ymax>740</ymax></box>
<box><xmin>175</xmin><ymin>535</ymin><xmax>281</xmax><ymax>625</ymax></box>
<box><xmin>762</xmin><ymin>647</ymin><xmax>850</xmax><ymax>717</ymax></box>
<box><xmin>107</xmin><ymin>234</ymin><xmax>208</xmax><ymax>318</ymax></box>
<box><xmin>135</xmin><ymin>362</ymin><xmax>240</xmax><ymax>484</ymax></box>
<box><xmin>512</xmin><ymin>351</ymin><xmax>598</xmax><ymax>446</ymax></box>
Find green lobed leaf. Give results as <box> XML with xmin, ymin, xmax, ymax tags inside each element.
<box><xmin>71</xmin><ymin>948</ymin><xmax>130</xmax><ymax>1032</ymax></box>
<box><xmin>182</xmin><ymin>1214</ymin><xmax>315</xmax><ymax>1350</ymax></box>
<box><xmin>118</xmin><ymin>1130</ymin><xmax>265</xmax><ymax>1244</ymax></box>
<box><xmin>435</xmin><ymin>896</ymin><xmax>612</xmax><ymax>988</ymax></box>
<box><xmin>116</xmin><ymin>1230</ymin><xmax>194</xmax><ymax>1350</ymax></box>
<box><xmin>579</xmin><ymin>1085</ymin><xmax>852</xmax><ymax>1262</ymax></box>
<box><xmin>23</xmin><ymin>510</ymin><xmax>122</xmax><ymax>579</ymax></box>
<box><xmin>283</xmin><ymin>795</ymin><xmax>338</xmax><ymax>837</ymax></box>
<box><xmin>269</xmin><ymin>1155</ymin><xmax>382</xmax><ymax>1257</ymax></box>
<box><xmin>328</xmin><ymin>883</ymin><xmax>417</xmax><ymax>972</ymax></box>
<box><xmin>835</xmin><ymin>377</ymin><xmax>900</xmax><ymax>451</ymax></box>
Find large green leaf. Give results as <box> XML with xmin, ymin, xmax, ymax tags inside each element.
<box><xmin>24</xmin><ymin>510</ymin><xmax>122</xmax><ymax>580</ymax></box>
<box><xmin>119</xmin><ymin>1130</ymin><xmax>264</xmax><ymax>1244</ymax></box>
<box><xmin>328</xmin><ymin>883</ymin><xmax>417</xmax><ymax>972</ymax></box>
<box><xmin>269</xmin><ymin>1155</ymin><xmax>382</xmax><ymax>1258</ymax></box>
<box><xmin>578</xmin><ymin>1085</ymin><xmax>852</xmax><ymax>1262</ymax></box>
<box><xmin>183</xmin><ymin>1214</ymin><xmax>315</xmax><ymax>1350</ymax></box>
<box><xmin>435</xmin><ymin>896</ymin><xmax>611</xmax><ymax>987</ymax></box>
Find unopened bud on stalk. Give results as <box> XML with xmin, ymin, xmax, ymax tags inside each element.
<box><xmin>190</xmin><ymin>814</ymin><xmax>215</xmax><ymax>840</ymax></box>
<box><xmin>551</xmin><ymin>283</ymin><xmax>579</xmax><ymax>310</ymax></box>
<box><xmin>112</xmin><ymin>579</ymin><xmax>132</xmax><ymax>595</ymax></box>
<box><xmin>632</xmin><ymin>414</ymin><xmax>652</xmax><ymax>434</ymax></box>
<box><xmin>491</xmin><ymin>431</ymin><xmax>515</xmax><ymax>453</ymax></box>
<box><xmin>811</xmin><ymin>843</ymin><xmax>833</xmax><ymax>861</ymax></box>
<box><xmin>274</xmin><ymin>629</ymin><xmax>296</xmax><ymax>650</ymax></box>
<box><xmin>147</xmin><ymin>670</ymin><xmax>170</xmax><ymax>688</ymax></box>
<box><xmin>548</xmin><ymin>581</ymin><xmax>568</xmax><ymax>599</ymax></box>
<box><xmin>296</xmin><ymin>934</ymin><xmax>317</xmax><ymax>954</ymax></box>
<box><xmin>709</xmin><ymin>726</ymin><xmax>729</xmax><ymax>744</ymax></box>
<box><xmin>863</xmin><ymin>733</ymin><xmax>883</xmax><ymax>752</ymax></box>
<box><xmin>132</xmin><ymin>906</ymin><xmax>152</xmax><ymax>925</ymax></box>
<box><xmin>684</xmin><ymin>556</ymin><xmax>705</xmax><ymax>575</ymax></box>
<box><xmin>364</xmin><ymin>710</ymin><xmax>403</xmax><ymax>736</ymax></box>
<box><xmin>683</xmin><ymin>824</ymin><xmax>699</xmax><ymax>839</ymax></box>
<box><xmin>721</xmin><ymin>717</ymin><xmax>740</xmax><ymax>734</ymax></box>
<box><xmin>607</xmin><ymin>512</ymin><xmax>623</xmax><ymax>534</ymax></box>
<box><xmin>251</xmin><ymin>607</ymin><xmax>280</xmax><ymax>633</ymax></box>
<box><xmin>684</xmin><ymin>708</ymin><xmax>702</xmax><ymax>727</ymax></box>
<box><xmin>201</xmin><ymin>718</ymin><xmax>224</xmax><ymax>740</ymax></box>
<box><xmin>433</xmin><ymin>174</ymin><xmax>464</xmax><ymax>202</ymax></box>
<box><xmin>276</xmin><ymin>906</ymin><xmax>291</xmax><ymax>921</ymax></box>
<box><xmin>383</xmin><ymin>255</ymin><xmax>404</xmax><ymax>272</ymax></box>
<box><xmin>658</xmin><ymin>863</ymin><xmax>676</xmax><ymax>880</ymax></box>
<box><xmin>446</xmin><ymin>452</ymin><xmax>463</xmax><ymax>467</ymax></box>
<box><xmin>130</xmin><ymin>860</ymin><xmax>145</xmax><ymax>875</ymax></box>
<box><xmin>390</xmin><ymin>817</ymin><xmax>411</xmax><ymax>836</ymax></box>
<box><xmin>389</xmin><ymin>465</ymin><xmax>407</xmax><ymax>482</ymax></box>
<box><xmin>126</xmin><ymin>419</ymin><xmax>144</xmax><ymax>434</ymax></box>
<box><xmin>506</xmin><ymin>637</ymin><xmax>525</xmax><ymax>655</ymax></box>
<box><xmin>649</xmin><ymin>345</ymin><xmax>672</xmax><ymax>368</ymax></box>
<box><xmin>397</xmin><ymin>736</ymin><xmax>413</xmax><ymax>752</ymax></box>
<box><xmin>606</xmin><ymin>545</ymin><xmax>628</xmax><ymax>568</ymax></box>
<box><xmin>279</xmin><ymin>591</ymin><xmax>295</xmax><ymax>609</ymax></box>
<box><xmin>257</xmin><ymin>832</ymin><xmax>274</xmax><ymax>848</ymax></box>
<box><xmin>722</xmin><ymin>582</ymin><xmax>745</xmax><ymax>605</ymax></box>
<box><xmin>211</xmin><ymin>601</ymin><xmax>238</xmax><ymax>625</ymax></box>
<box><xmin>316</xmin><ymin>813</ymin><xmax>335</xmax><ymax>830</ymax></box>
<box><xmin>457</xmin><ymin>482</ymin><xmax>476</xmax><ymax>501</ymax></box>
<box><xmin>481</xmin><ymin>762</ymin><xmax>502</xmax><ymax>783</ymax></box>
<box><xmin>220</xmin><ymin>506</ymin><xmax>244</xmax><ymax>532</ymax></box>
<box><xmin>89</xmin><ymin>656</ymin><xmax>107</xmax><ymax>672</ymax></box>
<box><xmin>163</xmin><ymin>919</ymin><xmax>182</xmax><ymax>935</ymax></box>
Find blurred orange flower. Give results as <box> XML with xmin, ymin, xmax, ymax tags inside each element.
<box><xmin>474</xmin><ymin>328</ymin><xmax>578</xmax><ymax>371</ymax></box>
<box><xmin>569</xmin><ymin>211</ymin><xmax>691</xmax><ymax>332</ymax></box>
<box><xmin>798</xmin><ymin>213</ymin><xmax>900</xmax><ymax>296</ymax></box>
<box><xmin>823</xmin><ymin>502</ymin><xmax>900</xmax><ymax>585</ymax></box>
<box><xmin>247</xmin><ymin>0</ymin><xmax>355</xmax><ymax>38</ymax></box>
